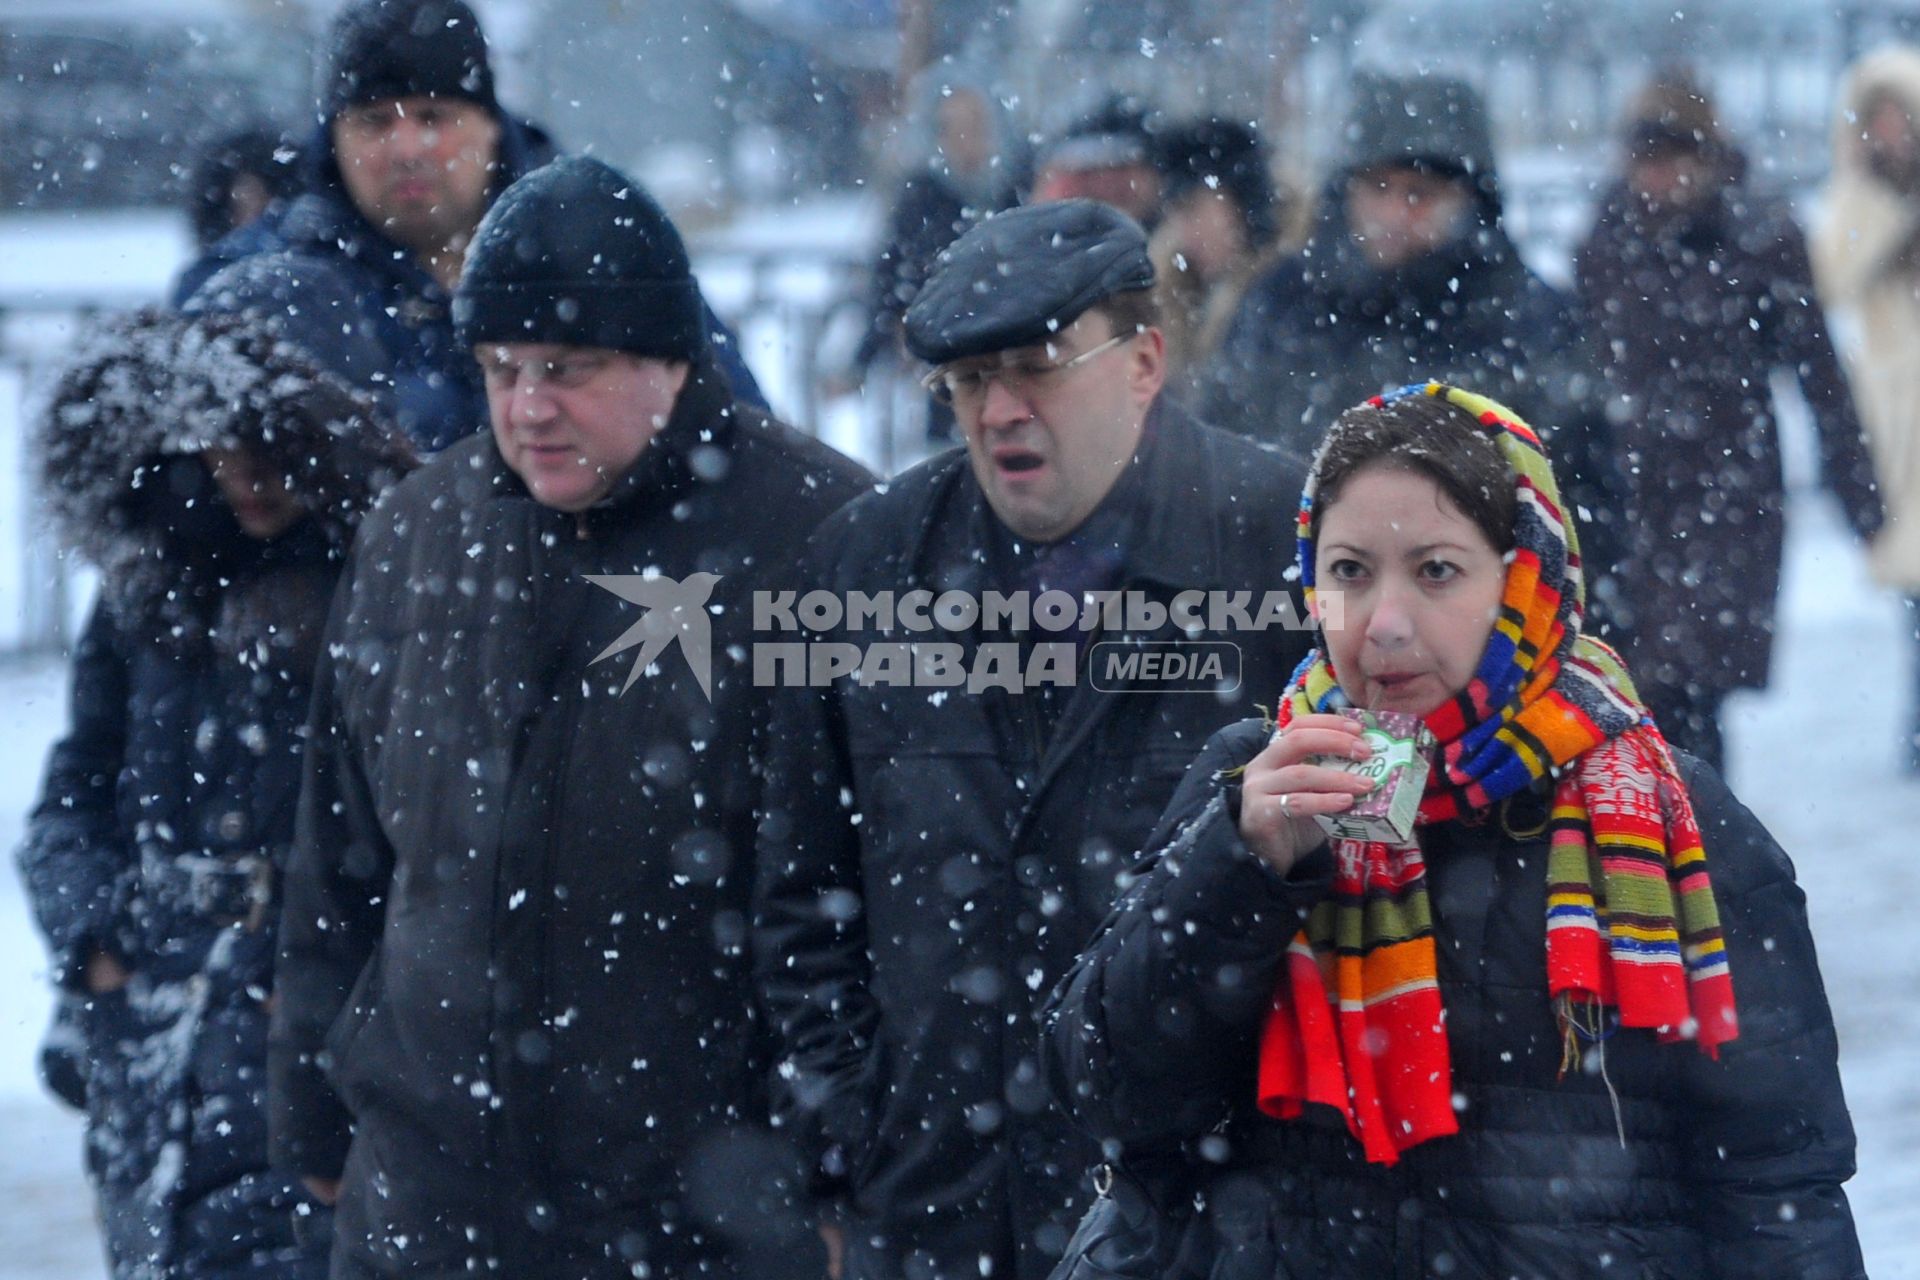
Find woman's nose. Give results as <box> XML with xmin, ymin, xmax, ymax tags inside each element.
<box><xmin>1364</xmin><ymin>585</ymin><xmax>1415</xmax><ymax>648</ymax></box>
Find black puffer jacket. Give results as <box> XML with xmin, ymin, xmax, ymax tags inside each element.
<box><xmin>1043</xmin><ymin>720</ymin><xmax>1865</xmax><ymax>1279</ymax></box>
<box><xmin>270</xmin><ymin>363</ymin><xmax>871</xmax><ymax>1279</ymax></box>
<box><xmin>19</xmin><ymin>308</ymin><xmax>413</xmax><ymax>1280</ymax></box>
<box><xmin>753</xmin><ymin>403</ymin><xmax>1316</xmax><ymax>1280</ymax></box>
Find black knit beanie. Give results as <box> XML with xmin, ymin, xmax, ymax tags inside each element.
<box><xmin>1160</xmin><ymin>119</ymin><xmax>1280</xmax><ymax>246</ymax></box>
<box><xmin>320</xmin><ymin>0</ymin><xmax>498</xmax><ymax>121</ymax></box>
<box><xmin>454</xmin><ymin>156</ymin><xmax>707</xmax><ymax>362</ymax></box>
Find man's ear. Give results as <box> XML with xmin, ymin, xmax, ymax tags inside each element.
<box><xmin>1128</xmin><ymin>325</ymin><xmax>1167</xmax><ymax>406</ymax></box>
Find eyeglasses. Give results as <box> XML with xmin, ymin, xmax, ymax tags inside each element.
<box><xmin>921</xmin><ymin>332</ymin><xmax>1134</xmax><ymax>406</ymax></box>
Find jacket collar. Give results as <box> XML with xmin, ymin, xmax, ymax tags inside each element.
<box><xmin>1296</xmin><ymin>182</ymin><xmax>1528</xmax><ymax>322</ymax></box>
<box><xmin>1591</xmin><ymin>176</ymin><xmax>1743</xmax><ymax>258</ymax></box>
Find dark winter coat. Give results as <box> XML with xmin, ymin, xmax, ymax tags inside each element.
<box><xmin>1043</xmin><ymin>719</ymin><xmax>1865</xmax><ymax>1279</ymax></box>
<box><xmin>269</xmin><ymin>362</ymin><xmax>872</xmax><ymax>1279</ymax></box>
<box><xmin>175</xmin><ymin>116</ymin><xmax>767</xmax><ymax>450</ymax></box>
<box><xmin>1575</xmin><ymin>177</ymin><xmax>1882</xmax><ymax>693</ymax></box>
<box><xmin>18</xmin><ymin>309</ymin><xmax>413</xmax><ymax>1280</ymax></box>
<box><xmin>1198</xmin><ymin>197</ymin><xmax>1627</xmax><ymax>585</ymax></box>
<box><xmin>752</xmin><ymin>402</ymin><xmax>1317</xmax><ymax>1280</ymax></box>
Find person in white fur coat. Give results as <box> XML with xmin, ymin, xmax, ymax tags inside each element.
<box><xmin>1814</xmin><ymin>43</ymin><xmax>1920</xmax><ymax>764</ymax></box>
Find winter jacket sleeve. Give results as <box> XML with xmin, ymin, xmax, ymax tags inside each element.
<box><xmin>1675</xmin><ymin>759</ymin><xmax>1865</xmax><ymax>1279</ymax></box>
<box><xmin>1763</xmin><ymin>220</ymin><xmax>1885</xmax><ymax>542</ymax></box>
<box><xmin>16</xmin><ymin>602</ymin><xmax>134</xmax><ymax>989</ymax></box>
<box><xmin>849</xmin><ymin>186</ymin><xmax>924</xmax><ymax>376</ymax></box>
<box><xmin>1041</xmin><ymin>720</ymin><xmax>1331</xmax><ymax>1159</ymax></box>
<box><xmin>751</xmin><ymin>527</ymin><xmax>883</xmax><ymax>1195</ymax></box>
<box><xmin>850</xmin><ymin>177</ymin><xmax>960</xmax><ymax>377</ymax></box>
<box><xmin>268</xmin><ymin>571</ymin><xmax>396</xmax><ymax>1181</ymax></box>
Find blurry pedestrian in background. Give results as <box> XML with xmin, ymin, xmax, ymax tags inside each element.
<box><xmin>1149</xmin><ymin>118</ymin><xmax>1302</xmax><ymax>402</ymax></box>
<box><xmin>1814</xmin><ymin>45</ymin><xmax>1920</xmax><ymax>768</ymax></box>
<box><xmin>178</xmin><ymin>0</ymin><xmax>765</xmax><ymax>449</ymax></box>
<box><xmin>182</xmin><ymin>127</ymin><xmax>300</xmax><ymax>252</ymax></box>
<box><xmin>837</xmin><ymin>60</ymin><xmax>1021</xmax><ymax>441</ymax></box>
<box><xmin>1201</xmin><ymin>72</ymin><xmax>1626</xmax><ymax>613</ymax></box>
<box><xmin>1576</xmin><ymin>70</ymin><xmax>1881</xmax><ymax>771</ymax></box>
<box><xmin>18</xmin><ymin>309</ymin><xmax>412</xmax><ymax>1280</ymax></box>
<box><xmin>1030</xmin><ymin>95</ymin><xmax>1166</xmax><ymax>229</ymax></box>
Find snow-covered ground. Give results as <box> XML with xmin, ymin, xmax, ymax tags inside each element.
<box><xmin>0</xmin><ymin>654</ymin><xmax>104</xmax><ymax>1280</ymax></box>
<box><xmin>0</xmin><ymin>494</ymin><xmax>1915</xmax><ymax>1277</ymax></box>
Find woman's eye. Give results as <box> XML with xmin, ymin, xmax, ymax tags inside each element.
<box><xmin>1420</xmin><ymin>560</ymin><xmax>1461</xmax><ymax>583</ymax></box>
<box><xmin>1325</xmin><ymin>559</ymin><xmax>1366</xmax><ymax>582</ymax></box>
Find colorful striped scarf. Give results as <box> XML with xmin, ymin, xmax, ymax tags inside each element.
<box><xmin>1254</xmin><ymin>382</ymin><xmax>1738</xmax><ymax>1166</ymax></box>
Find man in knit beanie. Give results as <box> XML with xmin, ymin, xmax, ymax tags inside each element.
<box><xmin>319</xmin><ymin>0</ymin><xmax>502</xmax><ymax>291</ymax></box>
<box><xmin>176</xmin><ymin>0</ymin><xmax>766</xmax><ymax>451</ymax></box>
<box><xmin>269</xmin><ymin>155</ymin><xmax>871</xmax><ymax>1277</ymax></box>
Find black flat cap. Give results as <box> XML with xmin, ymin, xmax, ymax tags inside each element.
<box><xmin>903</xmin><ymin>199</ymin><xmax>1155</xmax><ymax>364</ymax></box>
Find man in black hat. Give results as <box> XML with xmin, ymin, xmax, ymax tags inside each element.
<box><xmin>1197</xmin><ymin>71</ymin><xmax>1625</xmax><ymax>609</ymax></box>
<box><xmin>177</xmin><ymin>0</ymin><xmax>764</xmax><ymax>451</ymax></box>
<box><xmin>753</xmin><ymin>199</ymin><xmax>1314</xmax><ymax>1280</ymax></box>
<box><xmin>269</xmin><ymin>155</ymin><xmax>871</xmax><ymax>1278</ymax></box>
<box><xmin>1198</xmin><ymin>75</ymin><xmax>1613</xmax><ymax>473</ymax></box>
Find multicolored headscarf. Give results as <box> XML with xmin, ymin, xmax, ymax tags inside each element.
<box><xmin>1256</xmin><ymin>382</ymin><xmax>1738</xmax><ymax>1166</ymax></box>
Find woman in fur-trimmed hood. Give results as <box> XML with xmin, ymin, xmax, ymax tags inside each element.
<box><xmin>38</xmin><ymin>307</ymin><xmax>411</xmax><ymax>647</ymax></box>
<box><xmin>17</xmin><ymin>307</ymin><xmax>412</xmax><ymax>1280</ymax></box>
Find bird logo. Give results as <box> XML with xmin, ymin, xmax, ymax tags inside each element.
<box><xmin>584</xmin><ymin>572</ymin><xmax>721</xmax><ymax>699</ymax></box>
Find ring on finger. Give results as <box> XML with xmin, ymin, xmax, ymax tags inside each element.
<box><xmin>1279</xmin><ymin>793</ymin><xmax>1293</xmax><ymax>818</ymax></box>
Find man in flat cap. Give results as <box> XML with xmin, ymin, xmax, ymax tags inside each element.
<box><xmin>178</xmin><ymin>0</ymin><xmax>764</xmax><ymax>451</ymax></box>
<box><xmin>753</xmin><ymin>199</ymin><xmax>1314</xmax><ymax>1280</ymax></box>
<box><xmin>269</xmin><ymin>156</ymin><xmax>871</xmax><ymax>1278</ymax></box>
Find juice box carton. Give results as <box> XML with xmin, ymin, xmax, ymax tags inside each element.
<box><xmin>1313</xmin><ymin>708</ymin><xmax>1434</xmax><ymax>844</ymax></box>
